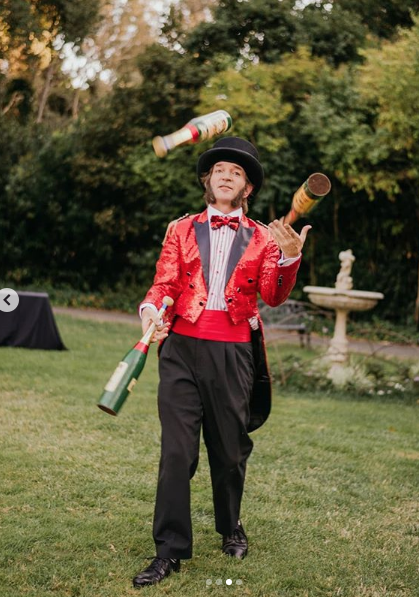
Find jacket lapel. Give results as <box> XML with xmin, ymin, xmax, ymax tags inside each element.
<box><xmin>193</xmin><ymin>216</ymin><xmax>210</xmax><ymax>290</ymax></box>
<box><xmin>225</xmin><ymin>220</ymin><xmax>255</xmax><ymax>286</ymax></box>
<box><xmin>193</xmin><ymin>211</ymin><xmax>255</xmax><ymax>290</ymax></box>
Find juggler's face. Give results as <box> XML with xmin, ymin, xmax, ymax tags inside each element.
<box><xmin>209</xmin><ymin>161</ymin><xmax>253</xmax><ymax>209</ymax></box>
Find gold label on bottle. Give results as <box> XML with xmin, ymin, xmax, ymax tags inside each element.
<box><xmin>292</xmin><ymin>186</ymin><xmax>318</xmax><ymax>215</ymax></box>
<box><xmin>105</xmin><ymin>361</ymin><xmax>129</xmax><ymax>392</ymax></box>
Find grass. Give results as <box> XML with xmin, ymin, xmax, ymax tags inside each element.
<box><xmin>1</xmin><ymin>314</ymin><xmax>419</xmax><ymax>597</ymax></box>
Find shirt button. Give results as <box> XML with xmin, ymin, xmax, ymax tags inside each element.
<box><xmin>199</xmin><ymin>301</ymin><xmax>204</xmax><ymax>306</ymax></box>
<box><xmin>236</xmin><ymin>288</ymin><xmax>241</xmax><ymax>292</ymax></box>
<box><xmin>248</xmin><ymin>278</ymin><xmax>254</xmax><ymax>283</ymax></box>
<box><xmin>227</xmin><ymin>298</ymin><xmax>233</xmax><ymax>303</ymax></box>
<box><xmin>189</xmin><ymin>283</ymin><xmax>194</xmax><ymax>289</ymax></box>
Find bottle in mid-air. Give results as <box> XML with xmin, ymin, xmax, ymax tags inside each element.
<box><xmin>152</xmin><ymin>110</ymin><xmax>232</xmax><ymax>157</ymax></box>
<box><xmin>284</xmin><ymin>173</ymin><xmax>332</xmax><ymax>225</ymax></box>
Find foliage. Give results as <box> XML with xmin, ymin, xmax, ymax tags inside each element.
<box><xmin>0</xmin><ymin>0</ymin><xmax>101</xmax><ymax>47</ymax></box>
<box><xmin>299</xmin><ymin>17</ymin><xmax>419</xmax><ymax>323</ymax></box>
<box><xmin>0</xmin><ymin>43</ymin><xmax>210</xmax><ymax>292</ymax></box>
<box><xmin>299</xmin><ymin>2</ymin><xmax>368</xmax><ymax>66</ymax></box>
<box><xmin>0</xmin><ymin>279</ymin><xmax>149</xmax><ymax>313</ymax></box>
<box><xmin>199</xmin><ymin>62</ymin><xmax>292</xmax><ymax>149</ymax></box>
<box><xmin>184</xmin><ymin>0</ymin><xmax>300</xmax><ymax>64</ymax></box>
<box><xmin>183</xmin><ymin>0</ymin><xmax>415</xmax><ymax>68</ymax></box>
<box><xmin>338</xmin><ymin>0</ymin><xmax>418</xmax><ymax>39</ymax></box>
<box><xmin>355</xmin><ymin>18</ymin><xmax>419</xmax><ymax>197</ymax></box>
<box><xmin>269</xmin><ymin>343</ymin><xmax>419</xmax><ymax>403</ymax></box>
<box><xmin>0</xmin><ymin>0</ymin><xmax>100</xmax><ymax>83</ymax></box>
<box><xmin>310</xmin><ymin>311</ymin><xmax>419</xmax><ymax>345</ymax></box>
<box><xmin>133</xmin><ymin>43</ymin><xmax>214</xmax><ymax>133</ymax></box>
<box><xmin>300</xmin><ymin>17</ymin><xmax>419</xmax><ymax>200</ymax></box>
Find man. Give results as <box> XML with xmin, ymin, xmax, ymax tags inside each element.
<box><xmin>133</xmin><ymin>137</ymin><xmax>310</xmax><ymax>588</ymax></box>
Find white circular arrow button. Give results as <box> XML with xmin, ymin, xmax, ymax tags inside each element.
<box><xmin>0</xmin><ymin>288</ymin><xmax>19</xmax><ymax>312</ymax></box>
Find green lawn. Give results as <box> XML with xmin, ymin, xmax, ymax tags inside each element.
<box><xmin>1</xmin><ymin>315</ymin><xmax>418</xmax><ymax>597</ymax></box>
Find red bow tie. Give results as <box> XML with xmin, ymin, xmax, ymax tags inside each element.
<box><xmin>210</xmin><ymin>215</ymin><xmax>240</xmax><ymax>232</ymax></box>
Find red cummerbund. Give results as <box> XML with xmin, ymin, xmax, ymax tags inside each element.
<box><xmin>172</xmin><ymin>310</ymin><xmax>251</xmax><ymax>342</ymax></box>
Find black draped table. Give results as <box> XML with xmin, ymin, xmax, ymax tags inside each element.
<box><xmin>0</xmin><ymin>291</ymin><xmax>66</xmax><ymax>350</ymax></box>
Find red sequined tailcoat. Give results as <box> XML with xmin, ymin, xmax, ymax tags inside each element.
<box><xmin>141</xmin><ymin>210</ymin><xmax>302</xmax><ymax>431</ymax></box>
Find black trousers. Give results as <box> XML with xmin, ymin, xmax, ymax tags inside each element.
<box><xmin>152</xmin><ymin>332</ymin><xmax>255</xmax><ymax>559</ymax></box>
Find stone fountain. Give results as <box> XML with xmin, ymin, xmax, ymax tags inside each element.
<box><xmin>303</xmin><ymin>250</ymin><xmax>384</xmax><ymax>367</ymax></box>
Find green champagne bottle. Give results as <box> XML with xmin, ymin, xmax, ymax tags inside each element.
<box><xmin>97</xmin><ymin>296</ymin><xmax>174</xmax><ymax>416</ymax></box>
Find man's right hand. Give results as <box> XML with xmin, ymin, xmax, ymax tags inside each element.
<box><xmin>141</xmin><ymin>307</ymin><xmax>170</xmax><ymax>343</ymax></box>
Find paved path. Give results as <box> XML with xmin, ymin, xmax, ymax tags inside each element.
<box><xmin>264</xmin><ymin>329</ymin><xmax>419</xmax><ymax>361</ymax></box>
<box><xmin>53</xmin><ymin>306</ymin><xmax>419</xmax><ymax>361</ymax></box>
<box><xmin>54</xmin><ymin>306</ymin><xmax>143</xmax><ymax>326</ymax></box>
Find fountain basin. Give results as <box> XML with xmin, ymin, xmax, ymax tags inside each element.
<box><xmin>303</xmin><ymin>286</ymin><xmax>384</xmax><ymax>312</ymax></box>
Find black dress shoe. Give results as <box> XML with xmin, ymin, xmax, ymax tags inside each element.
<box><xmin>133</xmin><ymin>557</ymin><xmax>180</xmax><ymax>588</ymax></box>
<box><xmin>222</xmin><ymin>520</ymin><xmax>248</xmax><ymax>559</ymax></box>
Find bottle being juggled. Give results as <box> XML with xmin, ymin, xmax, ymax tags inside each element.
<box><xmin>284</xmin><ymin>173</ymin><xmax>332</xmax><ymax>225</ymax></box>
<box><xmin>152</xmin><ymin>110</ymin><xmax>232</xmax><ymax>157</ymax></box>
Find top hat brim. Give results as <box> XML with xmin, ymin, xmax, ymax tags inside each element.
<box><xmin>197</xmin><ymin>147</ymin><xmax>264</xmax><ymax>196</ymax></box>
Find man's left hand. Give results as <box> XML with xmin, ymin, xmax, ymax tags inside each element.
<box><xmin>268</xmin><ymin>217</ymin><xmax>312</xmax><ymax>258</ymax></box>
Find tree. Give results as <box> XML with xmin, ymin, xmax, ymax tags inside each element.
<box><xmin>338</xmin><ymin>0</ymin><xmax>418</xmax><ymax>39</ymax></box>
<box><xmin>184</xmin><ymin>0</ymin><xmax>299</xmax><ymax>64</ymax></box>
<box><xmin>300</xmin><ymin>17</ymin><xmax>419</xmax><ymax>324</ymax></box>
<box><xmin>0</xmin><ymin>0</ymin><xmax>101</xmax><ymax>122</ymax></box>
<box><xmin>299</xmin><ymin>2</ymin><xmax>368</xmax><ymax>66</ymax></box>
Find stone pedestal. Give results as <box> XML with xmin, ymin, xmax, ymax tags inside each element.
<box><xmin>327</xmin><ymin>308</ymin><xmax>349</xmax><ymax>363</ymax></box>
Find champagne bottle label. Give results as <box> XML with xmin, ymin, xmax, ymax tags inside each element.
<box><xmin>153</xmin><ymin>110</ymin><xmax>232</xmax><ymax>157</ymax></box>
<box><xmin>192</xmin><ymin>111</ymin><xmax>232</xmax><ymax>141</ymax></box>
<box><xmin>104</xmin><ymin>361</ymin><xmax>128</xmax><ymax>392</ymax></box>
<box><xmin>291</xmin><ymin>185</ymin><xmax>319</xmax><ymax>215</ymax></box>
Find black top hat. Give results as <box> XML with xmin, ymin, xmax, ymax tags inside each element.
<box><xmin>197</xmin><ymin>136</ymin><xmax>264</xmax><ymax>196</ymax></box>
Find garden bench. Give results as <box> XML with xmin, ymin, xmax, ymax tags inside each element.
<box><xmin>258</xmin><ymin>299</ymin><xmax>312</xmax><ymax>347</ymax></box>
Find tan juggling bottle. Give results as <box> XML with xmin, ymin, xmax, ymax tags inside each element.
<box><xmin>284</xmin><ymin>173</ymin><xmax>331</xmax><ymax>225</ymax></box>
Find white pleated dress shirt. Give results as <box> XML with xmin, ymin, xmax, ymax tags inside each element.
<box><xmin>206</xmin><ymin>204</ymin><xmax>242</xmax><ymax>311</ymax></box>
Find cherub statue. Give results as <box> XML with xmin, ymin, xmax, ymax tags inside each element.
<box><xmin>335</xmin><ymin>249</ymin><xmax>355</xmax><ymax>290</ymax></box>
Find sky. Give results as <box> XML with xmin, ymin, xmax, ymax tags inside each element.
<box><xmin>60</xmin><ymin>0</ymin><xmax>169</xmax><ymax>88</ymax></box>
